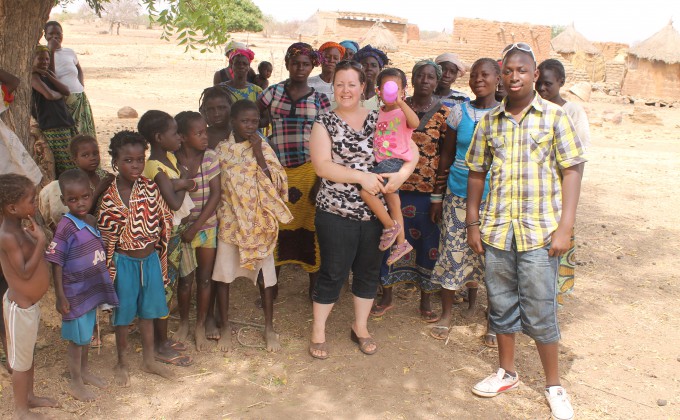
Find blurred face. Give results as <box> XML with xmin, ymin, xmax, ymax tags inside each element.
<box><xmin>412</xmin><ymin>65</ymin><xmax>438</xmax><ymax>97</ymax></box>
<box><xmin>34</xmin><ymin>51</ymin><xmax>50</xmax><ymax>71</ymax></box>
<box><xmin>438</xmin><ymin>61</ymin><xmax>459</xmax><ymax>89</ymax></box>
<box><xmin>260</xmin><ymin>65</ymin><xmax>273</xmax><ymax>79</ymax></box>
<box><xmin>114</xmin><ymin>143</ymin><xmax>146</xmax><ymax>184</ymax></box>
<box><xmin>333</xmin><ymin>69</ymin><xmax>364</xmax><ymax>109</ymax></box>
<box><xmin>157</xmin><ymin>119</ymin><xmax>182</xmax><ymax>152</ymax></box>
<box><xmin>73</xmin><ymin>141</ymin><xmax>101</xmax><ymax>173</ymax></box>
<box><xmin>321</xmin><ymin>47</ymin><xmax>342</xmax><ymax>75</ymax></box>
<box><xmin>44</xmin><ymin>24</ymin><xmax>63</xmax><ymax>46</ymax></box>
<box><xmin>502</xmin><ymin>51</ymin><xmax>538</xmax><ymax>102</ymax></box>
<box><xmin>181</xmin><ymin>118</ymin><xmax>209</xmax><ymax>151</ymax></box>
<box><xmin>61</xmin><ymin>181</ymin><xmax>93</xmax><ymax>219</ymax></box>
<box><xmin>469</xmin><ymin>62</ymin><xmax>500</xmax><ymax>100</ymax></box>
<box><xmin>343</xmin><ymin>50</ymin><xmax>355</xmax><ymax>60</ymax></box>
<box><xmin>360</xmin><ymin>57</ymin><xmax>380</xmax><ymax>85</ymax></box>
<box><xmin>12</xmin><ymin>187</ymin><xmax>37</xmax><ymax>219</ymax></box>
<box><xmin>231</xmin><ymin>109</ymin><xmax>260</xmax><ymax>141</ymax></box>
<box><xmin>231</xmin><ymin>55</ymin><xmax>250</xmax><ymax>79</ymax></box>
<box><xmin>286</xmin><ymin>55</ymin><xmax>313</xmax><ymax>83</ymax></box>
<box><xmin>378</xmin><ymin>75</ymin><xmax>405</xmax><ymax>103</ymax></box>
<box><xmin>536</xmin><ymin>68</ymin><xmax>564</xmax><ymax>104</ymax></box>
<box><xmin>203</xmin><ymin>97</ymin><xmax>231</xmax><ymax>128</ymax></box>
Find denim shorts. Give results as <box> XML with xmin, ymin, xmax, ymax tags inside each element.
<box><xmin>369</xmin><ymin>158</ymin><xmax>404</xmax><ymax>185</ymax></box>
<box><xmin>484</xmin><ymin>241</ymin><xmax>560</xmax><ymax>344</ymax></box>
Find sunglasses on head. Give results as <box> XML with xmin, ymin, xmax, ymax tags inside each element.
<box><xmin>336</xmin><ymin>60</ymin><xmax>363</xmax><ymax>70</ymax></box>
<box><xmin>501</xmin><ymin>42</ymin><xmax>536</xmax><ymax>61</ymax></box>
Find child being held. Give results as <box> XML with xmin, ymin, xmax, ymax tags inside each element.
<box><xmin>212</xmin><ymin>100</ymin><xmax>292</xmax><ymax>352</ymax></box>
<box><xmin>360</xmin><ymin>68</ymin><xmax>419</xmax><ymax>265</ymax></box>
<box><xmin>45</xmin><ymin>169</ymin><xmax>118</xmax><ymax>401</ymax></box>
<box><xmin>0</xmin><ymin>174</ymin><xmax>58</xmax><ymax>418</ymax></box>
<box><xmin>98</xmin><ymin>130</ymin><xmax>175</xmax><ymax>386</ymax></box>
<box><xmin>253</xmin><ymin>61</ymin><xmax>273</xmax><ymax>90</ymax></box>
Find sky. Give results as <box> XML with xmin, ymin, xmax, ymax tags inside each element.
<box><xmin>250</xmin><ymin>0</ymin><xmax>680</xmax><ymax>45</ymax></box>
<box><xmin>55</xmin><ymin>0</ymin><xmax>680</xmax><ymax>46</ymax></box>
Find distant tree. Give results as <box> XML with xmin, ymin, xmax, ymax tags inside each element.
<box><xmin>552</xmin><ymin>25</ymin><xmax>566</xmax><ymax>38</ymax></box>
<box><xmin>0</xmin><ymin>0</ymin><xmax>263</xmax><ymax>148</ymax></box>
<box><xmin>103</xmin><ymin>0</ymin><xmax>142</xmax><ymax>34</ymax></box>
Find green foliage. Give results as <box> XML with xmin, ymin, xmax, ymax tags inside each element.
<box><xmin>552</xmin><ymin>25</ymin><xmax>566</xmax><ymax>39</ymax></box>
<box><xmin>142</xmin><ymin>0</ymin><xmax>264</xmax><ymax>53</ymax></box>
<box><xmin>58</xmin><ymin>0</ymin><xmax>264</xmax><ymax>53</ymax></box>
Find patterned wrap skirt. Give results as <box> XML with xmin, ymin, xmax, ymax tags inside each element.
<box><xmin>65</xmin><ymin>92</ymin><xmax>96</xmax><ymax>138</ymax></box>
<box><xmin>42</xmin><ymin>126</ymin><xmax>77</xmax><ymax>177</ymax></box>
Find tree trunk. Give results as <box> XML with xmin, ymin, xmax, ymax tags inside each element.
<box><xmin>0</xmin><ymin>0</ymin><xmax>54</xmax><ymax>150</ymax></box>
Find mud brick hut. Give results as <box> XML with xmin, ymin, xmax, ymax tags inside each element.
<box><xmin>551</xmin><ymin>23</ymin><xmax>605</xmax><ymax>82</ymax></box>
<box><xmin>622</xmin><ymin>21</ymin><xmax>680</xmax><ymax>101</ymax></box>
<box><xmin>296</xmin><ymin>11</ymin><xmax>415</xmax><ymax>46</ymax></box>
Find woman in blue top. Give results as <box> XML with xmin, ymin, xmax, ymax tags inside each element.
<box><xmin>429</xmin><ymin>58</ymin><xmax>500</xmax><ymax>344</ymax></box>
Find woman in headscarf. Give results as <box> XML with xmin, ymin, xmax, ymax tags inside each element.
<box><xmin>354</xmin><ymin>45</ymin><xmax>390</xmax><ymax>111</ymax></box>
<box><xmin>372</xmin><ymin>60</ymin><xmax>452</xmax><ymax>323</ymax></box>
<box><xmin>213</xmin><ymin>40</ymin><xmax>256</xmax><ymax>85</ymax></box>
<box><xmin>258</xmin><ymin>42</ymin><xmax>331</xmax><ymax>299</ymax></box>
<box><xmin>307</xmin><ymin>42</ymin><xmax>345</xmax><ymax>97</ymax></box>
<box><xmin>340</xmin><ymin>40</ymin><xmax>360</xmax><ymax>60</ymax></box>
<box><xmin>434</xmin><ymin>53</ymin><xmax>470</xmax><ymax>108</ymax></box>
<box><xmin>221</xmin><ymin>48</ymin><xmax>262</xmax><ymax>102</ymax></box>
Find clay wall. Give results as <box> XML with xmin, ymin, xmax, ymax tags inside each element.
<box><xmin>594</xmin><ymin>42</ymin><xmax>629</xmax><ymax>61</ymax></box>
<box><xmin>622</xmin><ymin>58</ymin><xmax>680</xmax><ymax>101</ymax></box>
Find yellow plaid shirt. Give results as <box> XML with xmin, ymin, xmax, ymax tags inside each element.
<box><xmin>466</xmin><ymin>93</ymin><xmax>587</xmax><ymax>252</ymax></box>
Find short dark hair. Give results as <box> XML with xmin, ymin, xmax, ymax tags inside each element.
<box><xmin>44</xmin><ymin>21</ymin><xmax>62</xmax><ymax>32</ymax></box>
<box><xmin>538</xmin><ymin>59</ymin><xmax>566</xmax><ymax>82</ymax></box>
<box><xmin>199</xmin><ymin>85</ymin><xmax>233</xmax><ymax>114</ymax></box>
<box><xmin>258</xmin><ymin>61</ymin><xmax>272</xmax><ymax>72</ymax></box>
<box><xmin>138</xmin><ymin>110</ymin><xmax>174</xmax><ymax>143</ymax></box>
<box><xmin>0</xmin><ymin>174</ymin><xmax>34</xmax><ymax>214</ymax></box>
<box><xmin>175</xmin><ymin>111</ymin><xmax>204</xmax><ymax>135</ymax></box>
<box><xmin>69</xmin><ymin>134</ymin><xmax>98</xmax><ymax>158</ymax></box>
<box><xmin>377</xmin><ymin>68</ymin><xmax>408</xmax><ymax>89</ymax></box>
<box><xmin>471</xmin><ymin>58</ymin><xmax>501</xmax><ymax>75</ymax></box>
<box><xmin>58</xmin><ymin>168</ymin><xmax>90</xmax><ymax>194</ymax></box>
<box><xmin>230</xmin><ymin>99</ymin><xmax>259</xmax><ymax>120</ymax></box>
<box><xmin>108</xmin><ymin>130</ymin><xmax>148</xmax><ymax>161</ymax></box>
<box><xmin>333</xmin><ymin>60</ymin><xmax>366</xmax><ymax>84</ymax></box>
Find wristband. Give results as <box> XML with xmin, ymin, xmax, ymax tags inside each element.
<box><xmin>465</xmin><ymin>220</ymin><xmax>481</xmax><ymax>228</ymax></box>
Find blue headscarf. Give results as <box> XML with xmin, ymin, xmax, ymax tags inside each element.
<box><xmin>340</xmin><ymin>40</ymin><xmax>360</xmax><ymax>54</ymax></box>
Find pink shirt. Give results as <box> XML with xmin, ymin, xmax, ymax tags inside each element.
<box><xmin>374</xmin><ymin>108</ymin><xmax>414</xmax><ymax>163</ymax></box>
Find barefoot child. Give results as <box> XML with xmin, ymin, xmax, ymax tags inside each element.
<box><xmin>212</xmin><ymin>100</ymin><xmax>292</xmax><ymax>352</ymax></box>
<box><xmin>98</xmin><ymin>131</ymin><xmax>175</xmax><ymax>386</ymax></box>
<box><xmin>45</xmin><ymin>169</ymin><xmax>119</xmax><ymax>401</ymax></box>
<box><xmin>0</xmin><ymin>174</ymin><xmax>59</xmax><ymax>417</ymax></box>
<box><xmin>360</xmin><ymin>68</ymin><xmax>418</xmax><ymax>265</ymax></box>
<box><xmin>139</xmin><ymin>110</ymin><xmax>195</xmax><ymax>367</ymax></box>
<box><xmin>200</xmin><ymin>86</ymin><xmax>233</xmax><ymax>150</ymax></box>
<box><xmin>466</xmin><ymin>43</ymin><xmax>586</xmax><ymax>420</ymax></box>
<box><xmin>174</xmin><ymin>111</ymin><xmax>220</xmax><ymax>351</ymax></box>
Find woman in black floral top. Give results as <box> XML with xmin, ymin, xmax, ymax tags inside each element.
<box><xmin>308</xmin><ymin>61</ymin><xmax>417</xmax><ymax>359</ymax></box>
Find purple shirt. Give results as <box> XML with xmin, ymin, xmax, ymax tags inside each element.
<box><xmin>45</xmin><ymin>214</ymin><xmax>119</xmax><ymax>320</ymax></box>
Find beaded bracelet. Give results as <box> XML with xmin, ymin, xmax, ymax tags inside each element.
<box><xmin>430</xmin><ymin>193</ymin><xmax>443</xmax><ymax>203</ymax></box>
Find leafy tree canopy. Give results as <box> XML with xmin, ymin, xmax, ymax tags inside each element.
<box><xmin>58</xmin><ymin>0</ymin><xmax>264</xmax><ymax>52</ymax></box>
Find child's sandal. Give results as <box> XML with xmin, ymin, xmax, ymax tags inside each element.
<box><xmin>379</xmin><ymin>220</ymin><xmax>401</xmax><ymax>251</ymax></box>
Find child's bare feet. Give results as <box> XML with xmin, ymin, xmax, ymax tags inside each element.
<box><xmin>14</xmin><ymin>409</ymin><xmax>47</xmax><ymax>419</ymax></box>
<box><xmin>113</xmin><ymin>363</ymin><xmax>130</xmax><ymax>387</ymax></box>
<box><xmin>141</xmin><ymin>360</ymin><xmax>175</xmax><ymax>380</ymax></box>
<box><xmin>217</xmin><ymin>323</ymin><xmax>232</xmax><ymax>352</ymax></box>
<box><xmin>195</xmin><ymin>324</ymin><xmax>208</xmax><ymax>352</ymax></box>
<box><xmin>264</xmin><ymin>327</ymin><xmax>281</xmax><ymax>352</ymax></box>
<box><xmin>174</xmin><ymin>320</ymin><xmax>190</xmax><ymax>343</ymax></box>
<box><xmin>82</xmin><ymin>370</ymin><xmax>108</xmax><ymax>388</ymax></box>
<box><xmin>27</xmin><ymin>394</ymin><xmax>59</xmax><ymax>408</ymax></box>
<box><xmin>205</xmin><ymin>316</ymin><xmax>220</xmax><ymax>340</ymax></box>
<box><xmin>69</xmin><ymin>380</ymin><xmax>96</xmax><ymax>402</ymax></box>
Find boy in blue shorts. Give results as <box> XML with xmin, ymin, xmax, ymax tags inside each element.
<box><xmin>465</xmin><ymin>43</ymin><xmax>586</xmax><ymax>420</ymax></box>
<box><xmin>45</xmin><ymin>169</ymin><xmax>119</xmax><ymax>401</ymax></box>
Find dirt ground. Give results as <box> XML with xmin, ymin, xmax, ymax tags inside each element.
<box><xmin>1</xmin><ymin>20</ymin><xmax>679</xmax><ymax>419</ymax></box>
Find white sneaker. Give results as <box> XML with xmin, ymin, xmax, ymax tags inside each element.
<box><xmin>471</xmin><ymin>368</ymin><xmax>520</xmax><ymax>397</ymax></box>
<box><xmin>545</xmin><ymin>386</ymin><xmax>574</xmax><ymax>420</ymax></box>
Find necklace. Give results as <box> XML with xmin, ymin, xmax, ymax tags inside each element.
<box><xmin>408</xmin><ymin>96</ymin><xmax>435</xmax><ymax>113</ymax></box>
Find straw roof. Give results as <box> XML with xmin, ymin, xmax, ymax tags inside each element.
<box><xmin>360</xmin><ymin>22</ymin><xmax>399</xmax><ymax>53</ymax></box>
<box><xmin>629</xmin><ymin>21</ymin><xmax>680</xmax><ymax>64</ymax></box>
<box><xmin>296</xmin><ymin>13</ymin><xmax>320</xmax><ymax>37</ymax></box>
<box><xmin>551</xmin><ymin>23</ymin><xmax>599</xmax><ymax>55</ymax></box>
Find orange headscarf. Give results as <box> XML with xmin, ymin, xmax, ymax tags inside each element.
<box><xmin>318</xmin><ymin>42</ymin><xmax>346</xmax><ymax>59</ymax></box>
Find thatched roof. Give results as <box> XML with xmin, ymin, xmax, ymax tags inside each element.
<box><xmin>629</xmin><ymin>21</ymin><xmax>680</xmax><ymax>64</ymax></box>
<box><xmin>296</xmin><ymin>13</ymin><xmax>320</xmax><ymax>37</ymax></box>
<box><xmin>551</xmin><ymin>23</ymin><xmax>599</xmax><ymax>55</ymax></box>
<box><xmin>360</xmin><ymin>22</ymin><xmax>399</xmax><ymax>53</ymax></box>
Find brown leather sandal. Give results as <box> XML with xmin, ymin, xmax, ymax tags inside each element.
<box><xmin>350</xmin><ymin>329</ymin><xmax>377</xmax><ymax>355</ymax></box>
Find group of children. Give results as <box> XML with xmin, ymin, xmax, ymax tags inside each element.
<box><xmin>0</xmin><ymin>35</ymin><xmax>586</xmax><ymax>420</ymax></box>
